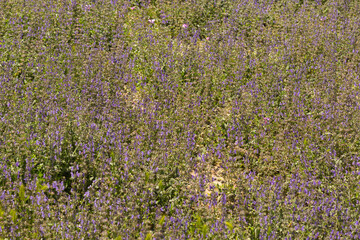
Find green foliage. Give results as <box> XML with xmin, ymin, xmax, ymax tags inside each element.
<box><xmin>158</xmin><ymin>215</ymin><xmax>166</xmax><ymax>226</ymax></box>
<box><xmin>1</xmin><ymin>0</ymin><xmax>360</xmax><ymax>239</ymax></box>
<box><xmin>18</xmin><ymin>185</ymin><xmax>27</xmax><ymax>204</ymax></box>
<box><xmin>9</xmin><ymin>209</ymin><xmax>17</xmax><ymax>223</ymax></box>
<box><xmin>188</xmin><ymin>213</ymin><xmax>208</xmax><ymax>238</ymax></box>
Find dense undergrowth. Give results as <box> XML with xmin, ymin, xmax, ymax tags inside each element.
<box><xmin>1</xmin><ymin>0</ymin><xmax>360</xmax><ymax>239</ymax></box>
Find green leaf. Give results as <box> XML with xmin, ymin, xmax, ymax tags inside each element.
<box><xmin>36</xmin><ymin>178</ymin><xmax>48</xmax><ymax>193</ymax></box>
<box><xmin>19</xmin><ymin>185</ymin><xmax>25</xmax><ymax>203</ymax></box>
<box><xmin>110</xmin><ymin>151</ymin><xmax>115</xmax><ymax>161</ymax></box>
<box><xmin>225</xmin><ymin>221</ymin><xmax>234</xmax><ymax>231</ymax></box>
<box><xmin>303</xmin><ymin>138</ymin><xmax>308</xmax><ymax>147</ymax></box>
<box><xmin>170</xmin><ymin>202</ymin><xmax>174</xmax><ymax>212</ymax></box>
<box><xmin>145</xmin><ymin>232</ymin><xmax>152</xmax><ymax>240</ymax></box>
<box><xmin>202</xmin><ymin>224</ymin><xmax>208</xmax><ymax>237</ymax></box>
<box><xmin>158</xmin><ymin>215</ymin><xmax>165</xmax><ymax>226</ymax></box>
<box><xmin>0</xmin><ymin>206</ymin><xmax>4</xmax><ymax>217</ymax></box>
<box><xmin>145</xmin><ymin>171</ymin><xmax>150</xmax><ymax>183</ymax></box>
<box><xmin>10</xmin><ymin>209</ymin><xmax>17</xmax><ymax>222</ymax></box>
<box><xmin>158</xmin><ymin>180</ymin><xmax>164</xmax><ymax>191</ymax></box>
<box><xmin>196</xmin><ymin>214</ymin><xmax>202</xmax><ymax>229</ymax></box>
<box><xmin>267</xmin><ymin>225</ymin><xmax>272</xmax><ymax>236</ymax></box>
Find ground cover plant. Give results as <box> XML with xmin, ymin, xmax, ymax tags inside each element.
<box><xmin>1</xmin><ymin>0</ymin><xmax>360</xmax><ymax>239</ymax></box>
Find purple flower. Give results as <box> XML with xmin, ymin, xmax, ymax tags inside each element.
<box><xmin>84</xmin><ymin>5</ymin><xmax>92</xmax><ymax>11</ymax></box>
<box><xmin>263</xmin><ymin>117</ymin><xmax>270</xmax><ymax>125</ymax></box>
<box><xmin>182</xmin><ymin>24</ymin><xmax>188</xmax><ymax>29</ymax></box>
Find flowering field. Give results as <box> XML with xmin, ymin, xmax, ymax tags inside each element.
<box><xmin>1</xmin><ymin>0</ymin><xmax>360</xmax><ymax>239</ymax></box>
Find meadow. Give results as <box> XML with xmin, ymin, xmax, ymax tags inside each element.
<box><xmin>1</xmin><ymin>0</ymin><xmax>360</xmax><ymax>239</ymax></box>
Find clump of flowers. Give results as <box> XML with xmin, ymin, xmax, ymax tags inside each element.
<box><xmin>1</xmin><ymin>0</ymin><xmax>360</xmax><ymax>239</ymax></box>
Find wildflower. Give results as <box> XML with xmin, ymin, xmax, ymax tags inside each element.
<box><xmin>182</xmin><ymin>24</ymin><xmax>188</xmax><ymax>29</ymax></box>
<box><xmin>130</xmin><ymin>7</ymin><xmax>135</xmax><ymax>10</ymax></box>
<box><xmin>263</xmin><ymin>117</ymin><xmax>270</xmax><ymax>125</ymax></box>
<box><xmin>84</xmin><ymin>5</ymin><xmax>92</xmax><ymax>11</ymax></box>
<box><xmin>148</xmin><ymin>19</ymin><xmax>155</xmax><ymax>24</ymax></box>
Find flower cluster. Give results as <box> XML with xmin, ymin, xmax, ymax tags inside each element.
<box><xmin>0</xmin><ymin>0</ymin><xmax>360</xmax><ymax>239</ymax></box>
